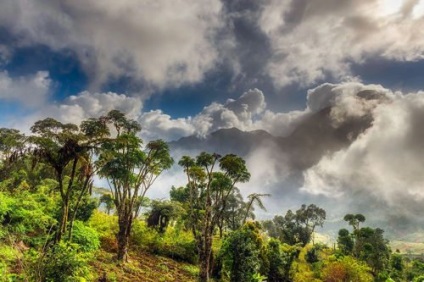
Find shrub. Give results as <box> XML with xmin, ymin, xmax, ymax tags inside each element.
<box><xmin>322</xmin><ymin>256</ymin><xmax>373</xmax><ymax>282</ymax></box>
<box><xmin>88</xmin><ymin>210</ymin><xmax>117</xmax><ymax>251</ymax></box>
<box><xmin>131</xmin><ymin>220</ymin><xmax>197</xmax><ymax>264</ymax></box>
<box><xmin>69</xmin><ymin>221</ymin><xmax>100</xmax><ymax>252</ymax></box>
<box><xmin>219</xmin><ymin>222</ymin><xmax>265</xmax><ymax>282</ymax></box>
<box><xmin>265</xmin><ymin>239</ymin><xmax>298</xmax><ymax>282</ymax></box>
<box><xmin>26</xmin><ymin>242</ymin><xmax>93</xmax><ymax>282</ymax></box>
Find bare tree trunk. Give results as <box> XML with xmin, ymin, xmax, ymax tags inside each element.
<box><xmin>117</xmin><ymin>214</ymin><xmax>130</xmax><ymax>262</ymax></box>
<box><xmin>56</xmin><ymin>200</ymin><xmax>69</xmax><ymax>242</ymax></box>
<box><xmin>199</xmin><ymin>241</ymin><xmax>211</xmax><ymax>282</ymax></box>
<box><xmin>116</xmin><ymin>203</ymin><xmax>135</xmax><ymax>262</ymax></box>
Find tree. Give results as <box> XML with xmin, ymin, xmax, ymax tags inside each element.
<box><xmin>219</xmin><ymin>222</ymin><xmax>264</xmax><ymax>282</ymax></box>
<box><xmin>343</xmin><ymin>213</ymin><xmax>366</xmax><ymax>258</ymax></box>
<box><xmin>0</xmin><ymin>128</ymin><xmax>26</xmax><ymax>182</ymax></box>
<box><xmin>337</xmin><ymin>228</ymin><xmax>354</xmax><ymax>255</ymax></box>
<box><xmin>0</xmin><ymin>128</ymin><xmax>25</xmax><ymax>161</ymax></box>
<box><xmin>339</xmin><ymin>214</ymin><xmax>391</xmax><ymax>278</ymax></box>
<box><xmin>146</xmin><ymin>200</ymin><xmax>180</xmax><ymax>233</ymax></box>
<box><xmin>29</xmin><ymin>117</ymin><xmax>105</xmax><ymax>242</ymax></box>
<box><xmin>217</xmin><ymin>187</ymin><xmax>245</xmax><ymax>236</ymax></box>
<box><xmin>265</xmin><ymin>238</ymin><xmax>297</xmax><ymax>282</ymax></box>
<box><xmin>178</xmin><ymin>152</ymin><xmax>250</xmax><ymax>282</ymax></box>
<box><xmin>99</xmin><ymin>194</ymin><xmax>114</xmax><ymax>215</ymax></box>
<box><xmin>96</xmin><ymin>110</ymin><xmax>173</xmax><ymax>261</ymax></box>
<box><xmin>356</xmin><ymin>227</ymin><xmax>390</xmax><ymax>276</ymax></box>
<box><xmin>344</xmin><ymin>213</ymin><xmax>366</xmax><ymax>232</ymax></box>
<box><xmin>243</xmin><ymin>193</ymin><xmax>270</xmax><ymax>223</ymax></box>
<box><xmin>263</xmin><ymin>204</ymin><xmax>326</xmax><ymax>246</ymax></box>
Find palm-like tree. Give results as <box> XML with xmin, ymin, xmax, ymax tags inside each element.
<box><xmin>243</xmin><ymin>193</ymin><xmax>270</xmax><ymax>223</ymax></box>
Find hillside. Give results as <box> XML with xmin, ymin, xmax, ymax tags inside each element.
<box><xmin>92</xmin><ymin>250</ymin><xmax>197</xmax><ymax>282</ymax></box>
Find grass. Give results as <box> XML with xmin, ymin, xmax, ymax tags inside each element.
<box><xmin>91</xmin><ymin>249</ymin><xmax>199</xmax><ymax>281</ymax></box>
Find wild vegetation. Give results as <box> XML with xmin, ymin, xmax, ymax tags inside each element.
<box><xmin>0</xmin><ymin>111</ymin><xmax>424</xmax><ymax>281</ymax></box>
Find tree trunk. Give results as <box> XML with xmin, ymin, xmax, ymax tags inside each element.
<box><xmin>116</xmin><ymin>211</ymin><xmax>132</xmax><ymax>262</ymax></box>
<box><xmin>56</xmin><ymin>200</ymin><xmax>69</xmax><ymax>242</ymax></box>
<box><xmin>199</xmin><ymin>249</ymin><xmax>210</xmax><ymax>282</ymax></box>
<box><xmin>198</xmin><ymin>224</ymin><xmax>214</xmax><ymax>282</ymax></box>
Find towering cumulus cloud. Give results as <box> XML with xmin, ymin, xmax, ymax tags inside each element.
<box><xmin>303</xmin><ymin>83</ymin><xmax>424</xmax><ymax>226</ymax></box>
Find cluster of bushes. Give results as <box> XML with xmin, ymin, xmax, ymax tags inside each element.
<box><xmin>0</xmin><ymin>188</ymin><xmax>101</xmax><ymax>281</ymax></box>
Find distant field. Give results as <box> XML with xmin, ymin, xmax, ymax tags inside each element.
<box><xmin>390</xmin><ymin>232</ymin><xmax>424</xmax><ymax>254</ymax></box>
<box><xmin>314</xmin><ymin>232</ymin><xmax>424</xmax><ymax>255</ymax></box>
<box><xmin>390</xmin><ymin>241</ymin><xmax>424</xmax><ymax>255</ymax></box>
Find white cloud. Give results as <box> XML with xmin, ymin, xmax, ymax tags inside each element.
<box><xmin>139</xmin><ymin>110</ymin><xmax>195</xmax><ymax>141</ymax></box>
<box><xmin>258</xmin><ymin>0</ymin><xmax>424</xmax><ymax>87</ymax></box>
<box><xmin>0</xmin><ymin>71</ymin><xmax>51</xmax><ymax>107</ymax></box>
<box><xmin>4</xmin><ymin>89</ymin><xmax>143</xmax><ymax>131</ymax></box>
<box><xmin>302</xmin><ymin>87</ymin><xmax>424</xmax><ymax>217</ymax></box>
<box><xmin>2</xmin><ymin>0</ymin><xmax>424</xmax><ymax>91</ymax></box>
<box><xmin>138</xmin><ymin>88</ymin><xmax>269</xmax><ymax>140</ymax></box>
<box><xmin>0</xmin><ymin>0</ymin><xmax>224</xmax><ymax>90</ymax></box>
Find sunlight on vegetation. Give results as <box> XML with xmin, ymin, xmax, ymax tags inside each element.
<box><xmin>0</xmin><ymin>113</ymin><xmax>424</xmax><ymax>281</ymax></box>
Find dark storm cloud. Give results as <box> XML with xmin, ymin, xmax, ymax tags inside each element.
<box><xmin>219</xmin><ymin>0</ymin><xmax>274</xmax><ymax>93</ymax></box>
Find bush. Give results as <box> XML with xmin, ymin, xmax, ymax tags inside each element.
<box><xmin>88</xmin><ymin>210</ymin><xmax>117</xmax><ymax>251</ymax></box>
<box><xmin>219</xmin><ymin>222</ymin><xmax>265</xmax><ymax>282</ymax></box>
<box><xmin>306</xmin><ymin>247</ymin><xmax>319</xmax><ymax>264</ymax></box>
<box><xmin>265</xmin><ymin>239</ymin><xmax>298</xmax><ymax>282</ymax></box>
<box><xmin>131</xmin><ymin>220</ymin><xmax>197</xmax><ymax>263</ymax></box>
<box><xmin>69</xmin><ymin>221</ymin><xmax>100</xmax><ymax>252</ymax></box>
<box><xmin>26</xmin><ymin>242</ymin><xmax>93</xmax><ymax>282</ymax></box>
<box><xmin>321</xmin><ymin>256</ymin><xmax>373</xmax><ymax>282</ymax></box>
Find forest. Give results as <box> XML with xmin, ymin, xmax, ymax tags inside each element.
<box><xmin>0</xmin><ymin>110</ymin><xmax>423</xmax><ymax>282</ymax></box>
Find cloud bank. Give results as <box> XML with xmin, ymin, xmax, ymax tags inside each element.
<box><xmin>2</xmin><ymin>0</ymin><xmax>424</xmax><ymax>91</ymax></box>
<box><xmin>0</xmin><ymin>0</ymin><xmax>224</xmax><ymax>90</ymax></box>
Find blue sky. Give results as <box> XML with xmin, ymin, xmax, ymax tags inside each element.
<box><xmin>2</xmin><ymin>0</ymin><xmax>424</xmax><ymax>227</ymax></box>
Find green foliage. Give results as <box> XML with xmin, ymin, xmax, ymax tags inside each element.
<box><xmin>337</xmin><ymin>228</ymin><xmax>354</xmax><ymax>255</ymax></box>
<box><xmin>388</xmin><ymin>253</ymin><xmax>405</xmax><ymax>281</ymax></box>
<box><xmin>99</xmin><ymin>193</ymin><xmax>114</xmax><ymax>215</ymax></box>
<box><xmin>69</xmin><ymin>221</ymin><xmax>100</xmax><ymax>252</ymax></box>
<box><xmin>87</xmin><ymin>211</ymin><xmax>117</xmax><ymax>252</ymax></box>
<box><xmin>170</xmin><ymin>186</ymin><xmax>190</xmax><ymax>203</ymax></box>
<box><xmin>219</xmin><ymin>222</ymin><xmax>265</xmax><ymax>282</ymax></box>
<box><xmin>146</xmin><ymin>199</ymin><xmax>182</xmax><ymax>233</ymax></box>
<box><xmin>263</xmin><ymin>204</ymin><xmax>326</xmax><ymax>246</ymax></box>
<box><xmin>264</xmin><ymin>239</ymin><xmax>298</xmax><ymax>282</ymax></box>
<box><xmin>406</xmin><ymin>259</ymin><xmax>424</xmax><ymax>281</ymax></box>
<box><xmin>0</xmin><ymin>191</ymin><xmax>56</xmax><ymax>245</ymax></box>
<box><xmin>306</xmin><ymin>245</ymin><xmax>320</xmax><ymax>264</ymax></box>
<box><xmin>73</xmin><ymin>196</ymin><xmax>98</xmax><ymax>222</ymax></box>
<box><xmin>96</xmin><ymin>110</ymin><xmax>174</xmax><ymax>260</ymax></box>
<box><xmin>131</xmin><ymin>220</ymin><xmax>197</xmax><ymax>264</ymax></box>
<box><xmin>356</xmin><ymin>227</ymin><xmax>390</xmax><ymax>276</ymax></box>
<box><xmin>26</xmin><ymin>242</ymin><xmax>93</xmax><ymax>282</ymax></box>
<box><xmin>321</xmin><ymin>256</ymin><xmax>373</xmax><ymax>282</ymax></box>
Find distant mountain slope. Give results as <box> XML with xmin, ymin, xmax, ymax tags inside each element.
<box><xmin>169</xmin><ymin>106</ymin><xmax>372</xmax><ymax>172</ymax></box>
<box><xmin>169</xmin><ymin>127</ymin><xmax>277</xmax><ymax>156</ymax></box>
<box><xmin>279</xmin><ymin>106</ymin><xmax>372</xmax><ymax>170</ymax></box>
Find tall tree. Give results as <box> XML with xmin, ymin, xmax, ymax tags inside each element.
<box><xmin>29</xmin><ymin>117</ymin><xmax>105</xmax><ymax>242</ymax></box>
<box><xmin>0</xmin><ymin>128</ymin><xmax>26</xmax><ymax>181</ymax></box>
<box><xmin>179</xmin><ymin>152</ymin><xmax>250</xmax><ymax>282</ymax></box>
<box><xmin>97</xmin><ymin>110</ymin><xmax>173</xmax><ymax>261</ymax></box>
<box><xmin>344</xmin><ymin>213</ymin><xmax>366</xmax><ymax>257</ymax></box>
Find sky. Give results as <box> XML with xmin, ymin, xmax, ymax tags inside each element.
<box><xmin>1</xmin><ymin>0</ymin><xmax>424</xmax><ymax>234</ymax></box>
